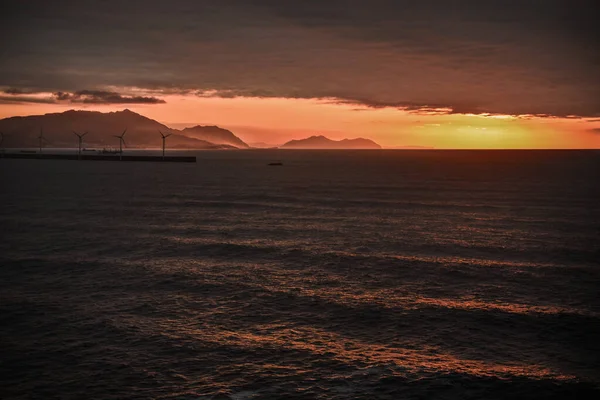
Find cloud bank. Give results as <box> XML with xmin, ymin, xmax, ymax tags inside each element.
<box><xmin>1</xmin><ymin>0</ymin><xmax>598</xmax><ymax>117</ymax></box>
<box><xmin>53</xmin><ymin>90</ymin><xmax>165</xmax><ymax>104</ymax></box>
<box><xmin>0</xmin><ymin>89</ymin><xmax>165</xmax><ymax>105</ymax></box>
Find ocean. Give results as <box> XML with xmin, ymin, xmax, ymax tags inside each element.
<box><xmin>1</xmin><ymin>150</ymin><xmax>599</xmax><ymax>399</ymax></box>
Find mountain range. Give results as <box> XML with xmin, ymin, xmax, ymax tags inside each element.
<box><xmin>281</xmin><ymin>135</ymin><xmax>382</xmax><ymax>149</ymax></box>
<box><xmin>0</xmin><ymin>110</ymin><xmax>383</xmax><ymax>150</ymax></box>
<box><xmin>180</xmin><ymin>125</ymin><xmax>249</xmax><ymax>148</ymax></box>
<box><xmin>0</xmin><ymin>109</ymin><xmax>249</xmax><ymax>149</ymax></box>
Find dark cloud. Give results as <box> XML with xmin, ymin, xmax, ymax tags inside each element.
<box><xmin>589</xmin><ymin>128</ymin><xmax>600</xmax><ymax>134</ymax></box>
<box><xmin>0</xmin><ymin>95</ymin><xmax>56</xmax><ymax>105</ymax></box>
<box><xmin>329</xmin><ymin>98</ymin><xmax>486</xmax><ymax>115</ymax></box>
<box><xmin>0</xmin><ymin>0</ymin><xmax>598</xmax><ymax>117</ymax></box>
<box><xmin>0</xmin><ymin>89</ymin><xmax>165</xmax><ymax>104</ymax></box>
<box><xmin>4</xmin><ymin>88</ymin><xmax>26</xmax><ymax>95</ymax></box>
<box><xmin>53</xmin><ymin>90</ymin><xmax>166</xmax><ymax>104</ymax></box>
<box><xmin>53</xmin><ymin>92</ymin><xmax>71</xmax><ymax>101</ymax></box>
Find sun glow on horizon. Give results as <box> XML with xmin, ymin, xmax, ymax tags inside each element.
<box><xmin>1</xmin><ymin>90</ymin><xmax>599</xmax><ymax>149</ymax></box>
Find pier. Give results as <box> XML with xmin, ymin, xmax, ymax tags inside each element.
<box><xmin>1</xmin><ymin>153</ymin><xmax>196</xmax><ymax>163</ymax></box>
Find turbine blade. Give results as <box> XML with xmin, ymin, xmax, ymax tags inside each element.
<box><xmin>122</xmin><ymin>128</ymin><xmax>127</xmax><ymax>136</ymax></box>
<box><xmin>82</xmin><ymin>132</ymin><xmax>88</xmax><ymax>137</ymax></box>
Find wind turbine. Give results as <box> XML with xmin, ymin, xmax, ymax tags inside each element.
<box><xmin>159</xmin><ymin>130</ymin><xmax>172</xmax><ymax>159</ymax></box>
<box><xmin>113</xmin><ymin>128</ymin><xmax>127</xmax><ymax>160</ymax></box>
<box><xmin>73</xmin><ymin>131</ymin><xmax>88</xmax><ymax>159</ymax></box>
<box><xmin>38</xmin><ymin>127</ymin><xmax>47</xmax><ymax>154</ymax></box>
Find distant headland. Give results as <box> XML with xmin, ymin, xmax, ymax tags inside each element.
<box><xmin>281</xmin><ymin>135</ymin><xmax>381</xmax><ymax>149</ymax></box>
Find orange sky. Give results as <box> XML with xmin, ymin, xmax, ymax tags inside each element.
<box><xmin>1</xmin><ymin>93</ymin><xmax>599</xmax><ymax>149</ymax></box>
<box><xmin>2</xmin><ymin>1</ymin><xmax>598</xmax><ymax>149</ymax></box>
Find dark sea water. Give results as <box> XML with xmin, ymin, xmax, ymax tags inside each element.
<box><xmin>1</xmin><ymin>150</ymin><xmax>599</xmax><ymax>399</ymax></box>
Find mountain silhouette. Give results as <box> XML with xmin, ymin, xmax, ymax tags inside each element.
<box><xmin>180</xmin><ymin>125</ymin><xmax>249</xmax><ymax>148</ymax></box>
<box><xmin>0</xmin><ymin>109</ymin><xmax>243</xmax><ymax>149</ymax></box>
<box><xmin>281</xmin><ymin>135</ymin><xmax>381</xmax><ymax>149</ymax></box>
<box><xmin>249</xmin><ymin>141</ymin><xmax>279</xmax><ymax>149</ymax></box>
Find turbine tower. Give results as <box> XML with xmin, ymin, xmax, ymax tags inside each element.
<box><xmin>159</xmin><ymin>130</ymin><xmax>172</xmax><ymax>159</ymax></box>
<box><xmin>0</xmin><ymin>131</ymin><xmax>4</xmax><ymax>158</ymax></box>
<box><xmin>113</xmin><ymin>128</ymin><xmax>127</xmax><ymax>160</ymax></box>
<box><xmin>73</xmin><ymin>131</ymin><xmax>88</xmax><ymax>159</ymax></box>
<box><xmin>38</xmin><ymin>128</ymin><xmax>46</xmax><ymax>154</ymax></box>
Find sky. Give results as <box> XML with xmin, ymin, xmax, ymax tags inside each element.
<box><xmin>1</xmin><ymin>0</ymin><xmax>599</xmax><ymax>148</ymax></box>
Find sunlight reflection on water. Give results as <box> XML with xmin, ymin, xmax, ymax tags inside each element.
<box><xmin>1</xmin><ymin>150</ymin><xmax>599</xmax><ymax>398</ymax></box>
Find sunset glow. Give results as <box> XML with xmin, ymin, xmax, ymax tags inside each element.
<box><xmin>1</xmin><ymin>90</ymin><xmax>599</xmax><ymax>149</ymax></box>
<box><xmin>3</xmin><ymin>2</ymin><xmax>600</xmax><ymax>399</ymax></box>
<box><xmin>1</xmin><ymin>0</ymin><xmax>598</xmax><ymax>149</ymax></box>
